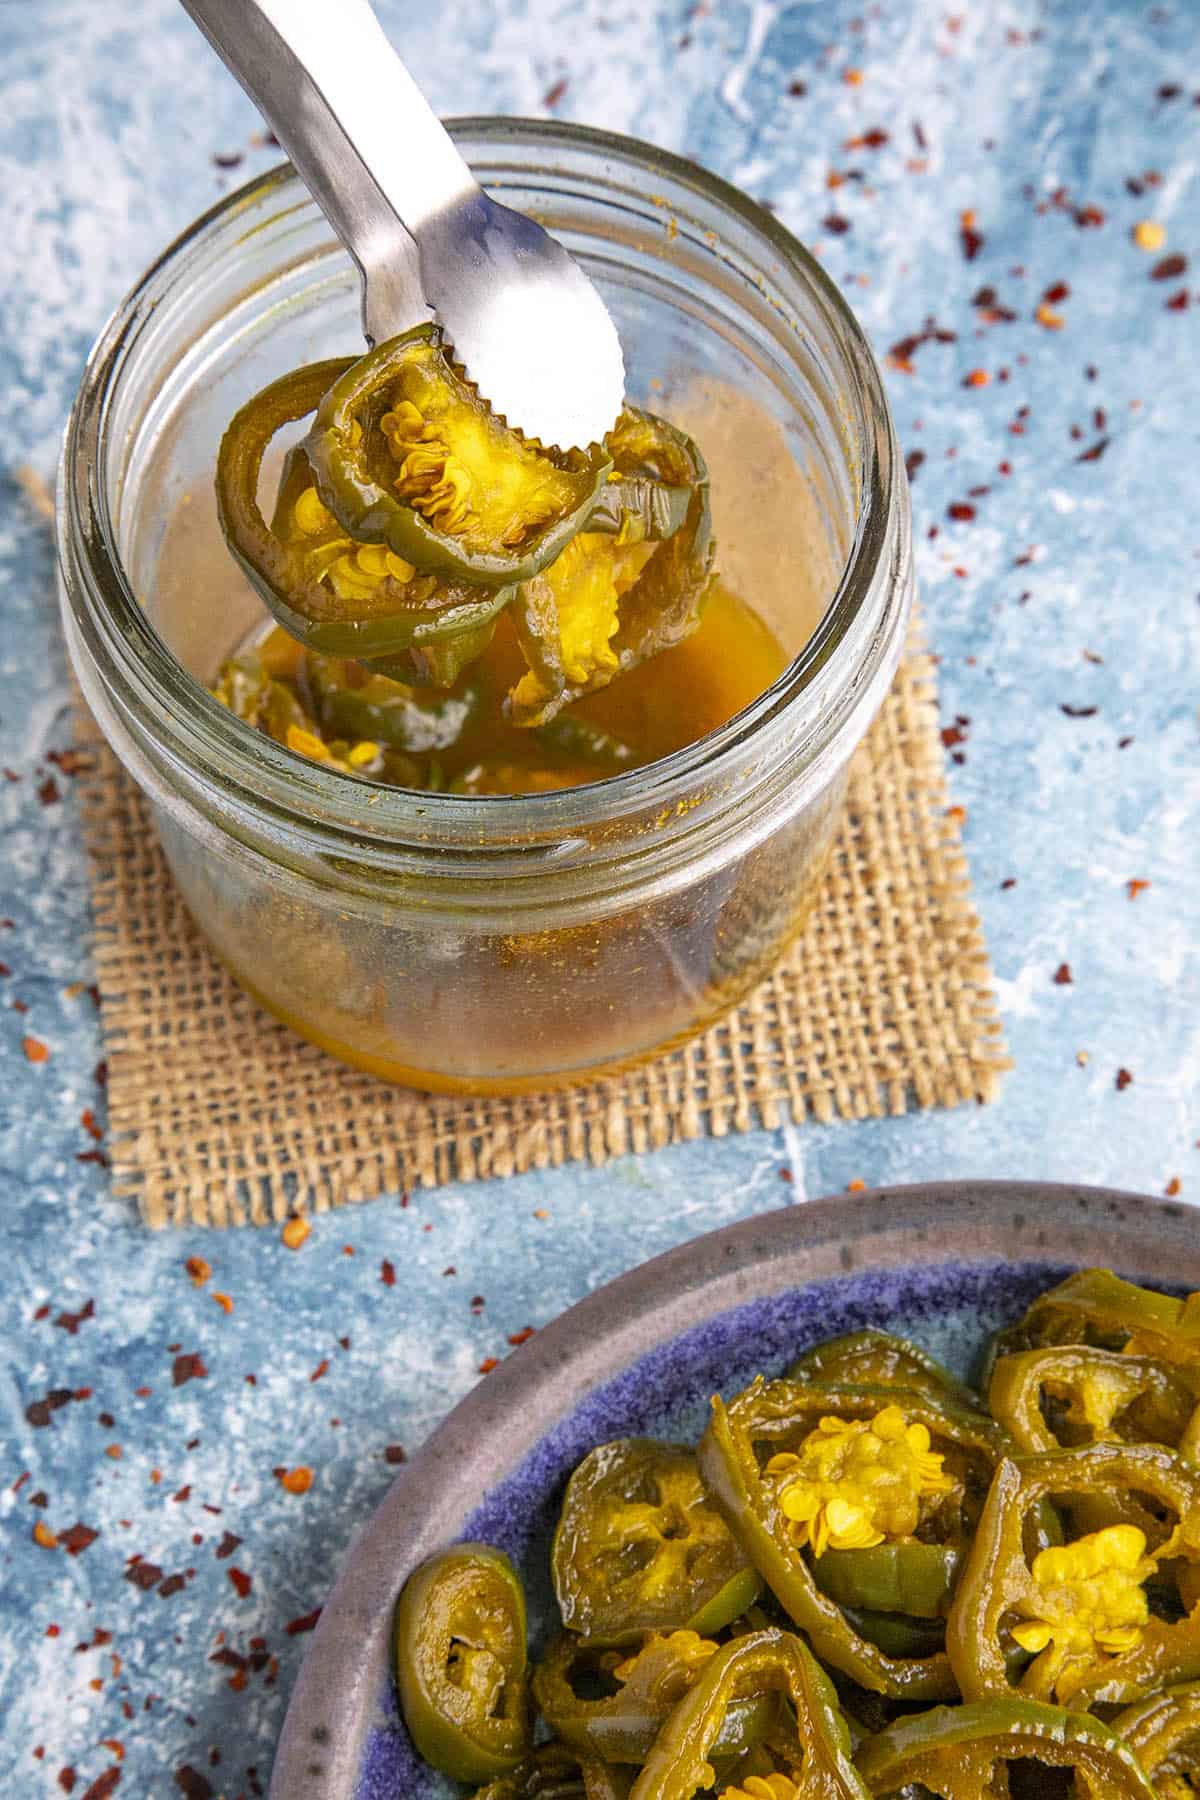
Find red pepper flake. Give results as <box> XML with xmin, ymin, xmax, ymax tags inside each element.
<box><xmin>309</xmin><ymin>1359</ymin><xmax>329</xmax><ymax>1383</ymax></box>
<box><xmin>46</xmin><ymin>1622</ymin><xmax>60</xmax><ymax>1635</ymax></box>
<box><xmin>37</xmin><ymin>775</ymin><xmax>62</xmax><ymax>807</ymax></box>
<box><xmin>959</xmin><ymin>209</ymin><xmax>984</xmax><ymax>260</ymax></box>
<box><xmin>285</xmin><ymin>1608</ymin><xmax>323</xmax><ymax>1636</ymax></box>
<box><xmin>76</xmin><ymin>1149</ymin><xmax>110</xmax><ymax>1168</ymax></box>
<box><xmin>158</xmin><ymin>1574</ymin><xmax>187</xmax><ymax>1598</ymax></box>
<box><xmin>277</xmin><ymin>1466</ymin><xmax>313</xmax><ymax>1495</ymax></box>
<box><xmin>963</xmin><ymin>368</ymin><xmax>989</xmax><ymax>388</ymax></box>
<box><xmin>904</xmin><ymin>449</ymin><xmax>926</xmax><ymax>482</ymax></box>
<box><xmin>55</xmin><ymin>1298</ymin><xmax>96</xmax><ymax>1335</ymax></box>
<box><xmin>1053</xmin><ymin>963</ymin><xmax>1073</xmax><ymax>986</ymax></box>
<box><xmin>125</xmin><ymin>1561</ymin><xmax>164</xmax><ymax>1591</ymax></box>
<box><xmin>1166</xmin><ymin>1177</ymin><xmax>1182</xmax><ymax>1197</ymax></box>
<box><xmin>172</xmin><ymin>1485</ymin><xmax>191</xmax><ymax>1504</ymax></box>
<box><xmin>847</xmin><ymin>1178</ymin><xmax>867</xmax><ymax>1192</ymax></box>
<box><xmin>33</xmin><ymin>1520</ymin><xmax>59</xmax><ymax>1550</ymax></box>
<box><xmin>948</xmin><ymin>502</ymin><xmax>976</xmax><ymax>522</ymax></box>
<box><xmin>1166</xmin><ymin>289</ymin><xmax>1190</xmax><ymax>312</ymax></box>
<box><xmin>228</xmin><ymin>1567</ymin><xmax>253</xmax><ymax>1598</ymax></box>
<box><xmin>185</xmin><ymin>1257</ymin><xmax>211</xmax><ymax>1287</ymax></box>
<box><xmin>1115</xmin><ymin>1068</ymin><xmax>1134</xmax><ymax>1091</ymax></box>
<box><xmin>478</xmin><ymin>1357</ymin><xmax>500</xmax><ymax>1375</ymax></box>
<box><xmin>80</xmin><ymin>1108</ymin><xmax>103</xmax><ymax>1142</ymax></box>
<box><xmin>542</xmin><ymin>77</ymin><xmax>568</xmax><ymax>109</ymax></box>
<box><xmin>779</xmin><ymin>1166</ymin><xmax>793</xmax><ymax>1183</ymax></box>
<box><xmin>60</xmin><ymin>1522</ymin><xmax>99</xmax><ymax>1556</ymax></box>
<box><xmin>1060</xmin><ymin>703</ymin><xmax>1098</xmax><ymax>718</ymax></box>
<box><xmin>442</xmin><ymin>1265</ymin><xmax>457</xmax><ymax>1277</ymax></box>
<box><xmin>1076</xmin><ymin>437</ymin><xmax>1110</xmax><ymax>463</ymax></box>
<box><xmin>58</xmin><ymin>1771</ymin><xmax>76</xmax><ymax>1793</ymax></box>
<box><xmin>82</xmin><ymin>1768</ymin><xmax>121</xmax><ymax>1799</ymax></box>
<box><xmin>212</xmin><ymin>1292</ymin><xmax>233</xmax><ymax>1315</ymax></box>
<box><xmin>26</xmin><ymin>1387</ymin><xmax>75</xmax><ymax>1428</ymax></box>
<box><xmin>33</xmin><ymin>1304</ymin><xmax>50</xmax><ymax>1322</ymax></box>
<box><xmin>172</xmin><ymin>1352</ymin><xmax>208</xmax><ymax>1387</ymax></box>
<box><xmin>384</xmin><ymin>1444</ymin><xmax>408</xmax><ymax>1465</ymax></box>
<box><xmin>174</xmin><ymin>1770</ymin><xmax>214</xmax><ymax>1799</ymax></box>
<box><xmin>101</xmin><ymin>1742</ymin><xmax>125</xmax><ymax>1763</ymax></box>
<box><xmin>1042</xmin><ymin>280</ymin><xmax>1071</xmax><ymax>304</ymax></box>
<box><xmin>508</xmin><ymin>1327</ymin><xmax>536</xmax><ymax>1347</ymax></box>
<box><xmin>1035</xmin><ymin>301</ymin><xmax>1065</xmax><ymax>329</ymax></box>
<box><xmin>1151</xmin><ymin>253</ymin><xmax>1188</xmax><ymax>281</ymax></box>
<box><xmin>822</xmin><ymin>213</ymin><xmax>852</xmax><ymax>234</ymax></box>
<box><xmin>1127</xmin><ymin>878</ymin><xmax>1151</xmax><ymax>899</ymax></box>
<box><xmin>280</xmin><ymin>1216</ymin><xmax>310</xmax><ymax>1251</ymax></box>
<box><xmin>215</xmin><ymin>1531</ymin><xmax>242</xmax><ymax>1561</ymax></box>
<box><xmin>22</xmin><ymin>1035</ymin><xmax>50</xmax><ymax>1064</ymax></box>
<box><xmin>380</xmin><ymin>1259</ymin><xmax>396</xmax><ymax>1287</ymax></box>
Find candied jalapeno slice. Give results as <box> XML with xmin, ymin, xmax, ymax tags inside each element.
<box><xmin>506</xmin><ymin>406</ymin><xmax>715</xmax><ymax>727</ymax></box>
<box><xmin>530</xmin><ymin>1631</ymin><xmax>777</xmax><ymax>1765</ymax></box>
<box><xmin>945</xmin><ymin>1444</ymin><xmax>1200</xmax><ymax>1710</ymax></box>
<box><xmin>627</xmin><ymin>1628</ymin><xmax>870</xmax><ymax>1799</ymax></box>
<box><xmin>788</xmin><ymin>1330</ymin><xmax>982</xmax><ymax>1411</ymax></box>
<box><xmin>989</xmin><ymin>1345</ymin><xmax>1198</xmax><ymax>1457</ymax></box>
<box><xmin>697</xmin><ymin>1378</ymin><xmax>1011</xmax><ymax>1699</ymax></box>
<box><xmin>854</xmin><ymin>1695</ymin><xmax>1158</xmax><ymax>1797</ymax></box>
<box><xmin>552</xmin><ymin>1438</ymin><xmax>759</xmax><ymax>1643</ymax></box>
<box><xmin>1114</xmin><ymin>1679</ymin><xmax>1200</xmax><ymax>1788</ymax></box>
<box><xmin>303</xmin><ymin>326</ymin><xmax>611</xmax><ymax>588</ymax></box>
<box><xmin>393</xmin><ymin>1543</ymin><xmax>531</xmax><ymax>1784</ymax></box>
<box><xmin>216</xmin><ymin>368</ymin><xmax>515</xmax><ymax>675</ymax></box>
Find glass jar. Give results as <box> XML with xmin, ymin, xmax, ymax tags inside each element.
<box><xmin>58</xmin><ymin>120</ymin><xmax>912</xmax><ymax>1094</ymax></box>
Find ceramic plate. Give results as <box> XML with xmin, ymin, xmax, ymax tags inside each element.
<box><xmin>269</xmin><ymin>1179</ymin><xmax>1200</xmax><ymax>1798</ymax></box>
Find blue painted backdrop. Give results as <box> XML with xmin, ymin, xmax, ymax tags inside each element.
<box><xmin>1</xmin><ymin>0</ymin><xmax>1196</xmax><ymax>1791</ymax></box>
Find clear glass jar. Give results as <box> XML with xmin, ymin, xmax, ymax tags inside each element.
<box><xmin>58</xmin><ymin>120</ymin><xmax>912</xmax><ymax>1093</ymax></box>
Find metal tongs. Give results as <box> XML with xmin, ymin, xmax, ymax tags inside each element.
<box><xmin>179</xmin><ymin>0</ymin><xmax>624</xmax><ymax>450</ymax></box>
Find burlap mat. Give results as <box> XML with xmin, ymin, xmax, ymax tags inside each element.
<box><xmin>74</xmin><ymin>635</ymin><xmax>1010</xmax><ymax>1229</ymax></box>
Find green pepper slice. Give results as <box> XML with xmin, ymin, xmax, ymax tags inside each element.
<box><xmin>945</xmin><ymin>1444</ymin><xmax>1200</xmax><ymax>1710</ymax></box>
<box><xmin>788</xmin><ymin>1330</ymin><xmax>981</xmax><ymax>1411</ymax></box>
<box><xmin>552</xmin><ymin>1439</ymin><xmax>760</xmax><ymax>1643</ymax></box>
<box><xmin>992</xmin><ymin>1271</ymin><xmax>1200</xmax><ymax>1370</ymax></box>
<box><xmin>989</xmin><ymin>1345</ymin><xmax>1198</xmax><ymax>1455</ymax></box>
<box><xmin>628</xmin><ymin>1628</ymin><xmax>870</xmax><ymax>1799</ymax></box>
<box><xmin>393</xmin><ymin>1543</ymin><xmax>531</xmax><ymax>1783</ymax></box>
<box><xmin>1115</xmin><ymin>1681</ymin><xmax>1200</xmax><ymax>1792</ymax></box>
<box><xmin>303</xmin><ymin>326</ymin><xmax>610</xmax><ymax>588</ymax></box>
<box><xmin>506</xmin><ymin>407</ymin><xmax>714</xmax><ymax>728</ymax></box>
<box><xmin>531</xmin><ymin>1631</ymin><xmax>779</xmax><ymax>1766</ymax></box>
<box><xmin>812</xmin><ymin>1543</ymin><xmax>964</xmax><ymax>1619</ymax></box>
<box><xmin>298</xmin><ymin>654</ymin><xmax>483</xmax><ymax>754</ymax></box>
<box><xmin>472</xmin><ymin>1743</ymin><xmax>633</xmax><ymax>1800</ymax></box>
<box><xmin>854</xmin><ymin>1696</ymin><xmax>1158</xmax><ymax>1797</ymax></box>
<box><xmin>698</xmin><ymin>1378</ymin><xmax>1010</xmax><ymax>1698</ymax></box>
<box><xmin>215</xmin><ymin>369</ymin><xmax>515</xmax><ymax>680</ymax></box>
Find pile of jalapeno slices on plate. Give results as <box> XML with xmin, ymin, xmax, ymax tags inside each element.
<box><xmin>214</xmin><ymin>326</ymin><xmax>715</xmax><ymax>734</ymax></box>
<box><xmin>392</xmin><ymin>1268</ymin><xmax>1200</xmax><ymax>1798</ymax></box>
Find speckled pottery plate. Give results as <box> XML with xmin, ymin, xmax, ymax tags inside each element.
<box><xmin>270</xmin><ymin>1180</ymin><xmax>1200</xmax><ymax>1799</ymax></box>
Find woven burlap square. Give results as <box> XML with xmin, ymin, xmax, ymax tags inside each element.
<box><xmin>74</xmin><ymin>635</ymin><xmax>1010</xmax><ymax>1228</ymax></box>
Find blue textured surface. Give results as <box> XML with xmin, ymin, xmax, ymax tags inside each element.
<box><xmin>1</xmin><ymin>1</ymin><xmax>1197</xmax><ymax>1793</ymax></box>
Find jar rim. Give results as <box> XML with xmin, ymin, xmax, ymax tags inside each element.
<box><xmin>60</xmin><ymin>117</ymin><xmax>904</xmax><ymax>859</ymax></box>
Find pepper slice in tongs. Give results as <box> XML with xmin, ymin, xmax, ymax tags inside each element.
<box><xmin>854</xmin><ymin>1696</ymin><xmax>1158</xmax><ymax>1797</ymax></box>
<box><xmin>552</xmin><ymin>1439</ymin><xmax>760</xmax><ymax>1643</ymax></box>
<box><xmin>303</xmin><ymin>326</ymin><xmax>611</xmax><ymax>587</ymax></box>
<box><xmin>1114</xmin><ymin>1680</ymin><xmax>1200</xmax><ymax>1790</ymax></box>
<box><xmin>698</xmin><ymin>1378</ymin><xmax>1011</xmax><ymax>1699</ymax></box>
<box><xmin>628</xmin><ymin>1628</ymin><xmax>871</xmax><ymax>1799</ymax></box>
<box><xmin>506</xmin><ymin>407</ymin><xmax>715</xmax><ymax>727</ymax></box>
<box><xmin>216</xmin><ymin>361</ymin><xmax>515</xmax><ymax>685</ymax></box>
<box><xmin>945</xmin><ymin>1443</ymin><xmax>1200</xmax><ymax>1709</ymax></box>
<box><xmin>393</xmin><ymin>1544</ymin><xmax>531</xmax><ymax>1784</ymax></box>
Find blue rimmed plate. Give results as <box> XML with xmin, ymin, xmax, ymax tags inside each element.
<box><xmin>269</xmin><ymin>1179</ymin><xmax>1200</xmax><ymax>1798</ymax></box>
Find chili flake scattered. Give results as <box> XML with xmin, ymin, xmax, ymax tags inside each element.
<box><xmin>280</xmin><ymin>1215</ymin><xmax>310</xmax><ymax>1250</ymax></box>
<box><xmin>285</xmin><ymin>1608</ymin><xmax>323</xmax><ymax>1636</ymax></box>
<box><xmin>847</xmin><ymin>1178</ymin><xmax>867</xmax><ymax>1192</ymax></box>
<box><xmin>1133</xmin><ymin>220</ymin><xmax>1166</xmax><ymax>251</ymax></box>
<box><xmin>843</xmin><ymin>67</ymin><xmax>864</xmax><ymax>86</ymax></box>
<box><xmin>963</xmin><ymin>368</ymin><xmax>989</xmax><ymax>387</ymax></box>
<box><xmin>277</xmin><ymin>1466</ymin><xmax>313</xmax><ymax>1495</ymax></box>
<box><xmin>479</xmin><ymin>1357</ymin><xmax>500</xmax><ymax>1375</ymax></box>
<box><xmin>1166</xmin><ymin>1177</ymin><xmax>1182</xmax><ymax>1197</ymax></box>
<box><xmin>380</xmin><ymin>1259</ymin><xmax>396</xmax><ymax>1287</ymax></box>
<box><xmin>1053</xmin><ymin>963</ymin><xmax>1073</xmax><ymax>986</ymax></box>
<box><xmin>212</xmin><ymin>1293</ymin><xmax>234</xmax><ymax>1315</ymax></box>
<box><xmin>1035</xmin><ymin>302</ymin><xmax>1065</xmax><ymax>329</ymax></box>
<box><xmin>1127</xmin><ymin>878</ymin><xmax>1151</xmax><ymax>899</ymax></box>
<box><xmin>33</xmin><ymin>1520</ymin><xmax>59</xmax><ymax>1549</ymax></box>
<box><xmin>22</xmin><ymin>1036</ymin><xmax>50</xmax><ymax>1064</ymax></box>
<box><xmin>185</xmin><ymin>1257</ymin><xmax>211</xmax><ymax>1287</ymax></box>
<box><xmin>228</xmin><ymin>1567</ymin><xmax>253</xmax><ymax>1598</ymax></box>
<box><xmin>1115</xmin><ymin>1068</ymin><xmax>1134</xmax><ymax>1092</ymax></box>
<box><xmin>508</xmin><ymin>1327</ymin><xmax>536</xmax><ymax>1347</ymax></box>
